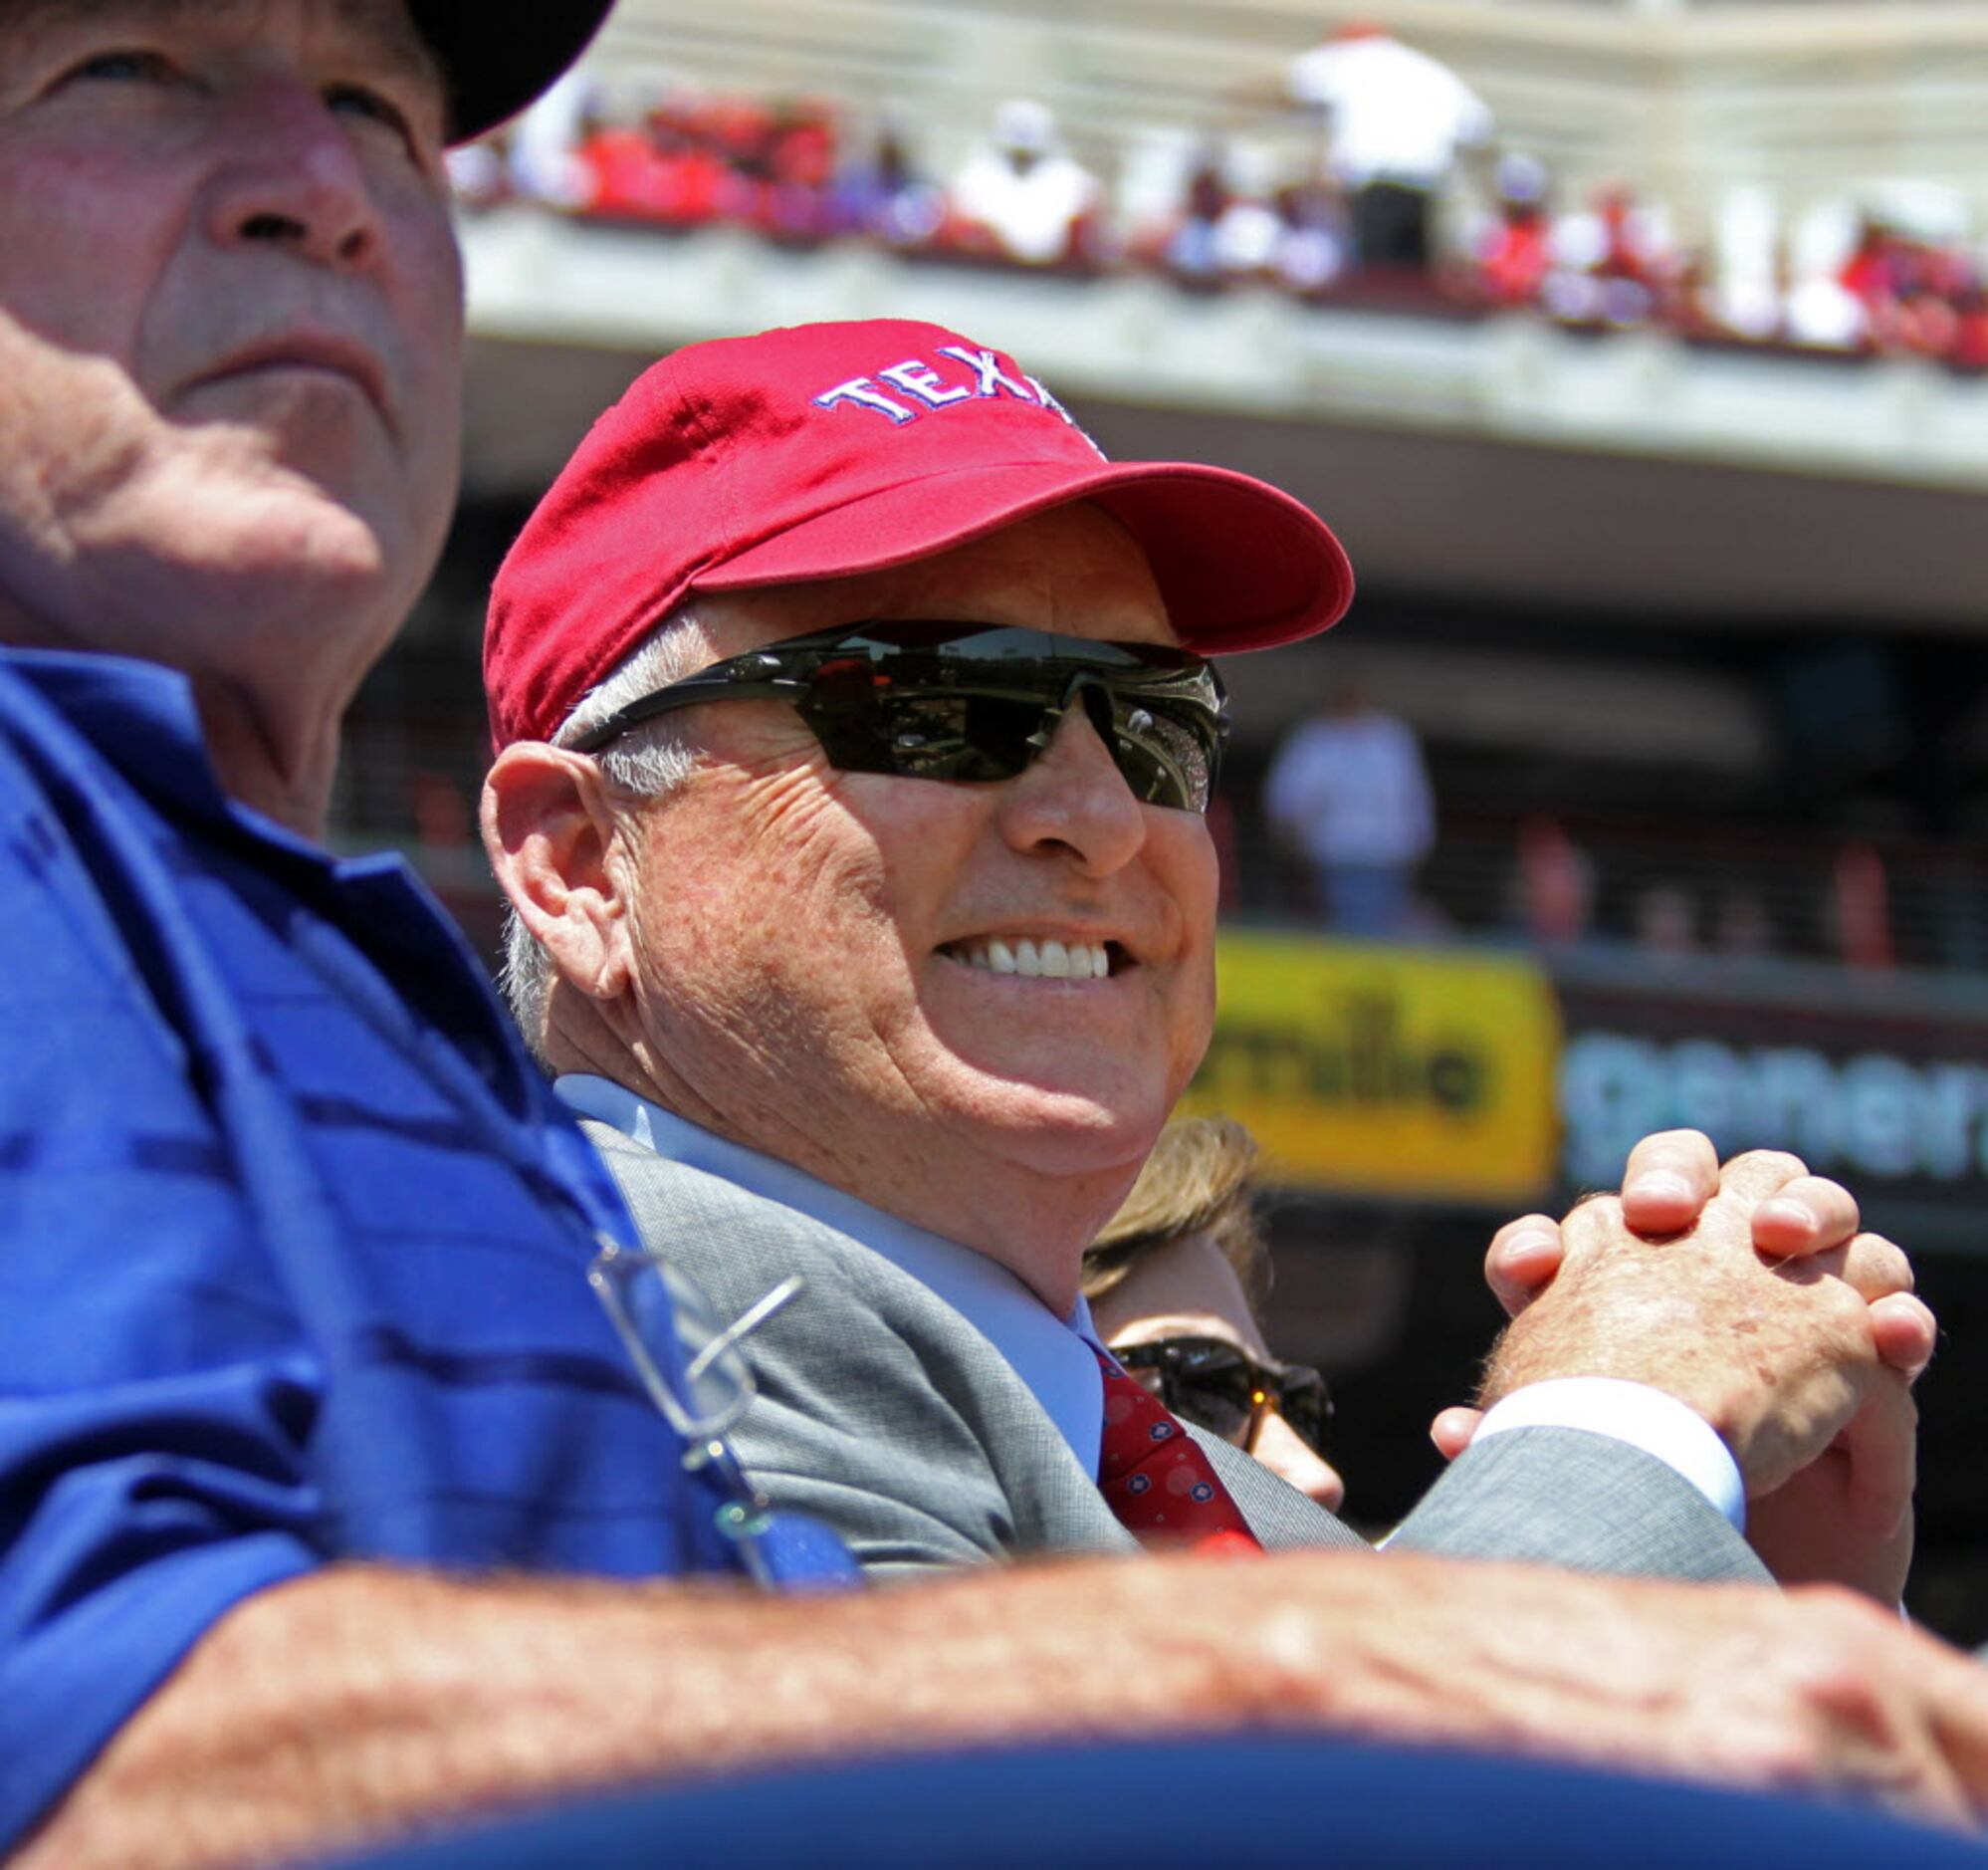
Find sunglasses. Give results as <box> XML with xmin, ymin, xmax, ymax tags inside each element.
<box><xmin>1114</xmin><ymin>1335</ymin><xmax>1333</xmax><ymax>1457</ymax></box>
<box><xmin>569</xmin><ymin>620</ymin><xmax>1229</xmax><ymax>814</ymax></box>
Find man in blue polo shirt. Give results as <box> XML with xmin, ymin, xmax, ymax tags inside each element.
<box><xmin>0</xmin><ymin>2</ymin><xmax>830</xmax><ymax>1858</ymax></box>
<box><xmin>6</xmin><ymin>7</ymin><xmax>1988</xmax><ymax>1869</ymax></box>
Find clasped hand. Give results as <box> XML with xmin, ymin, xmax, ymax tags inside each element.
<box><xmin>1434</xmin><ymin>1132</ymin><xmax>1934</xmax><ymax>1605</ymax></box>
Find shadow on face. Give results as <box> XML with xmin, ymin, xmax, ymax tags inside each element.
<box><xmin>0</xmin><ymin>0</ymin><xmax>463</xmax><ymax>694</ymax></box>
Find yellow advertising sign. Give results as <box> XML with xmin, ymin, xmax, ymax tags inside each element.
<box><xmin>1178</xmin><ymin>933</ymin><xmax>1561</xmax><ymax>1204</ymax></box>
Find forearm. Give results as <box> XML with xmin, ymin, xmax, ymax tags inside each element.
<box><xmin>18</xmin><ymin>1558</ymin><xmax>1311</xmax><ymax>1870</ymax></box>
<box><xmin>20</xmin><ymin>1551</ymin><xmax>1983</xmax><ymax>1869</ymax></box>
<box><xmin>8</xmin><ymin>1552</ymin><xmax>1615</xmax><ymax>1870</ymax></box>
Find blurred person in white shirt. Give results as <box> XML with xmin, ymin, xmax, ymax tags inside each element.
<box><xmin>1265</xmin><ymin>679</ymin><xmax>1436</xmax><ymax>938</ymax></box>
<box><xmin>1285</xmin><ymin>22</ymin><xmax>1492</xmax><ymax>273</ymax></box>
<box><xmin>950</xmin><ymin>99</ymin><xmax>1100</xmax><ymax>268</ymax></box>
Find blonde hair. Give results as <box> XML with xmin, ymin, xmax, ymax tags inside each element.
<box><xmin>1083</xmin><ymin>1116</ymin><xmax>1268</xmax><ymax>1309</ymax></box>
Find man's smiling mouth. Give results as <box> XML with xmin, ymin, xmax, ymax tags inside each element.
<box><xmin>938</xmin><ymin>936</ymin><xmax>1121</xmax><ymax>980</ymax></box>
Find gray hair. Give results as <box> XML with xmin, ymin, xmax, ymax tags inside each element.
<box><xmin>497</xmin><ymin>605</ymin><xmax>714</xmax><ymax>1053</ymax></box>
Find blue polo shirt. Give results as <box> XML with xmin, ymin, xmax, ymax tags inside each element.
<box><xmin>0</xmin><ymin>649</ymin><xmax>766</xmax><ymax>1849</ymax></box>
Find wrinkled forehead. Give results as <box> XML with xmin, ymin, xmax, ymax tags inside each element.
<box><xmin>1</xmin><ymin>0</ymin><xmax>441</xmax><ymax>91</ymax></box>
<box><xmin>686</xmin><ymin>503</ymin><xmax>1176</xmax><ymax>664</ymax></box>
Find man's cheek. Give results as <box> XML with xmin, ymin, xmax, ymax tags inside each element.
<box><xmin>1172</xmin><ymin>950</ymin><xmax>1219</xmax><ymax>1078</ymax></box>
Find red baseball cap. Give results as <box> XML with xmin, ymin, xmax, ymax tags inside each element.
<box><xmin>485</xmin><ymin>319</ymin><xmax>1356</xmax><ymax>749</ymax></box>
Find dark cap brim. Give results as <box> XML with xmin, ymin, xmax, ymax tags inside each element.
<box><xmin>411</xmin><ymin>0</ymin><xmax>616</xmax><ymax>143</ymax></box>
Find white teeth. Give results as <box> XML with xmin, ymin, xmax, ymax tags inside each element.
<box><xmin>947</xmin><ymin>938</ymin><xmax>1115</xmax><ymax>979</ymax></box>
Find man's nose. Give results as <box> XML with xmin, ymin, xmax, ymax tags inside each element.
<box><xmin>202</xmin><ymin>78</ymin><xmax>384</xmax><ymax>270</ymax></box>
<box><xmin>994</xmin><ymin>704</ymin><xmax>1147</xmax><ymax>876</ymax></box>
<box><xmin>1251</xmin><ymin>1410</ymin><xmax>1347</xmax><ymax>1514</ymax></box>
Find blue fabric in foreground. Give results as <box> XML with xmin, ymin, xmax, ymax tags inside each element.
<box><xmin>0</xmin><ymin>650</ymin><xmax>842</xmax><ymax>1851</ymax></box>
<box><xmin>326</xmin><ymin>1737</ymin><xmax>1988</xmax><ymax>1869</ymax></box>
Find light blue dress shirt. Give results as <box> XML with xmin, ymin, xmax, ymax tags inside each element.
<box><xmin>556</xmin><ymin>1074</ymin><xmax>1745</xmax><ymax>1529</ymax></box>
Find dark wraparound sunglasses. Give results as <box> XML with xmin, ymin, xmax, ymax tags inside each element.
<box><xmin>569</xmin><ymin>620</ymin><xmax>1230</xmax><ymax>814</ymax></box>
<box><xmin>1114</xmin><ymin>1336</ymin><xmax>1333</xmax><ymax>1456</ymax></box>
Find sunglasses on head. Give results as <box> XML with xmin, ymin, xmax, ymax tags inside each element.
<box><xmin>569</xmin><ymin>620</ymin><xmax>1230</xmax><ymax>814</ymax></box>
<box><xmin>1113</xmin><ymin>1336</ymin><xmax>1333</xmax><ymax>1457</ymax></box>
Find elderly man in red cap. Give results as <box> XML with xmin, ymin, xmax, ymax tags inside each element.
<box><xmin>482</xmin><ymin>318</ymin><xmax>1933</xmax><ymax>1592</ymax></box>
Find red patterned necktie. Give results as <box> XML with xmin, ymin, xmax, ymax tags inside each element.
<box><xmin>1093</xmin><ymin>1348</ymin><xmax>1262</xmax><ymax>1554</ymax></box>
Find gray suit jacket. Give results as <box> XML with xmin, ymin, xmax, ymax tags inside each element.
<box><xmin>588</xmin><ymin>1123</ymin><xmax>1768</xmax><ymax>1586</ymax></box>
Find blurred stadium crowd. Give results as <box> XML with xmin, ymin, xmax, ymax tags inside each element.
<box><xmin>448</xmin><ymin>21</ymin><xmax>1988</xmax><ymax>372</ymax></box>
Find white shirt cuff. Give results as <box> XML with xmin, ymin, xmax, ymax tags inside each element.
<box><xmin>1473</xmin><ymin>1377</ymin><xmax>1746</xmax><ymax>1532</ymax></box>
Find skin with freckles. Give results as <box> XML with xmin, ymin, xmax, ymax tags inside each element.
<box><xmin>0</xmin><ymin>0</ymin><xmax>463</xmax><ymax>834</ymax></box>
<box><xmin>1473</xmin><ymin>1149</ymin><xmax>1923</xmax><ymax>1604</ymax></box>
<box><xmin>504</xmin><ymin>503</ymin><xmax>1220</xmax><ymax>1316</ymax></box>
<box><xmin>1440</xmin><ymin>1130</ymin><xmax>1933</xmax><ymax>1605</ymax></box>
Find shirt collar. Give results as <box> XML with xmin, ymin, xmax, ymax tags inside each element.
<box><xmin>3</xmin><ymin>648</ymin><xmax>348</xmax><ymax>874</ymax></box>
<box><xmin>1</xmin><ymin>647</ymin><xmax>539</xmax><ymax>1094</ymax></box>
<box><xmin>554</xmin><ymin>1072</ymin><xmax>1108</xmax><ymax>1479</ymax></box>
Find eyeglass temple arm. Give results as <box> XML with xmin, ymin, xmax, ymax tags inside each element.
<box><xmin>570</xmin><ymin>673</ymin><xmax>809</xmax><ymax>754</ymax></box>
<box><xmin>682</xmin><ymin>1275</ymin><xmax>806</xmax><ymax>1387</ymax></box>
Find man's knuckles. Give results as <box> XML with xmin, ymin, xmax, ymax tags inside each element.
<box><xmin>1840</xmin><ymin>1233</ymin><xmax>1914</xmax><ymax>1300</ymax></box>
<box><xmin>1483</xmin><ymin>1215</ymin><xmax>1563</xmax><ymax>1309</ymax></box>
<box><xmin>1718</xmin><ymin>1149</ymin><xmax>1814</xmax><ymax>1199</ymax></box>
<box><xmin>1869</xmin><ymin>1292</ymin><xmax>1938</xmax><ymax>1377</ymax></box>
<box><xmin>1557</xmin><ymin>1193</ymin><xmax>1631</xmax><ymax>1261</ymax></box>
<box><xmin>1695</xmin><ymin>1589</ymin><xmax>1979</xmax><ymax>1819</ymax></box>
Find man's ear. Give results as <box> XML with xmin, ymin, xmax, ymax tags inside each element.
<box><xmin>482</xmin><ymin>744</ymin><xmax>631</xmax><ymax>1002</ymax></box>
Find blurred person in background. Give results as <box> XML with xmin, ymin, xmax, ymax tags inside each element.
<box><xmin>1162</xmin><ymin>141</ymin><xmax>1231</xmax><ymax>284</ymax></box>
<box><xmin>1202</xmin><ymin>142</ymin><xmax>1285</xmax><ymax>283</ymax></box>
<box><xmin>577</xmin><ymin>86</ymin><xmax>734</xmax><ymax>228</ymax></box>
<box><xmin>728</xmin><ymin>98</ymin><xmax>841</xmax><ymax>244</ymax></box>
<box><xmin>1512</xmin><ymin>814</ymin><xmax>1595</xmax><ymax>946</ymax></box>
<box><xmin>1472</xmin><ymin>152</ymin><xmax>1552</xmax><ymax>308</ymax></box>
<box><xmin>1633</xmin><ymin>881</ymin><xmax>1700</xmax><ymax>961</ymax></box>
<box><xmin>1541</xmin><ymin>181</ymin><xmax>1675</xmax><ymax>330</ymax></box>
<box><xmin>949</xmin><ymin>98</ymin><xmax>1100</xmax><ymax>268</ymax></box>
<box><xmin>1714</xmin><ymin>886</ymin><xmax>1779</xmax><ymax>960</ymax></box>
<box><xmin>1284</xmin><ymin>20</ymin><xmax>1492</xmax><ymax>276</ymax></box>
<box><xmin>506</xmin><ymin>65</ymin><xmax>596</xmax><ymax>209</ymax></box>
<box><xmin>1264</xmin><ymin>677</ymin><xmax>1436</xmax><ymax>938</ymax></box>
<box><xmin>838</xmin><ymin>112</ymin><xmax>946</xmax><ymax>249</ymax></box>
<box><xmin>1085</xmin><ymin>1118</ymin><xmax>1345</xmax><ymax>1512</ymax></box>
<box><xmin>1271</xmin><ymin>159</ymin><xmax>1352</xmax><ymax>296</ymax></box>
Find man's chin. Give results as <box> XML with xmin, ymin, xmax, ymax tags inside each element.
<box><xmin>929</xmin><ymin>1059</ymin><xmax>1173</xmax><ymax>1180</ymax></box>
<box><xmin>167</xmin><ymin>394</ymin><xmax>451</xmax><ymax>544</ymax></box>
<box><xmin>121</xmin><ymin>454</ymin><xmax>437</xmax><ymax>605</ymax></box>
<box><xmin>910</xmin><ymin>981</ymin><xmax>1197</xmax><ymax>1174</ymax></box>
